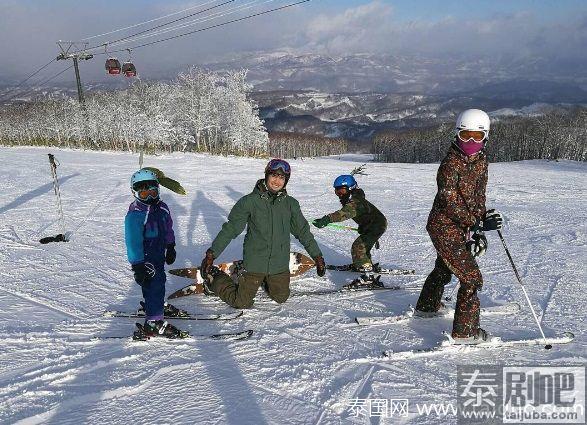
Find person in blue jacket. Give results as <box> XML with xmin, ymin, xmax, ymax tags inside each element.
<box><xmin>125</xmin><ymin>168</ymin><xmax>185</xmax><ymax>339</ymax></box>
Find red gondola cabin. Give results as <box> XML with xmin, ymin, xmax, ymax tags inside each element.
<box><xmin>122</xmin><ymin>62</ymin><xmax>137</xmax><ymax>77</ymax></box>
<box><xmin>105</xmin><ymin>58</ymin><xmax>121</xmax><ymax>75</ymax></box>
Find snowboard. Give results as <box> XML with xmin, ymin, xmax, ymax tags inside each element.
<box><xmin>168</xmin><ymin>252</ymin><xmax>315</xmax><ymax>299</ymax></box>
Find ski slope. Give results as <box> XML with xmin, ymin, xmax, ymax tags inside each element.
<box><xmin>0</xmin><ymin>146</ymin><xmax>585</xmax><ymax>424</ymax></box>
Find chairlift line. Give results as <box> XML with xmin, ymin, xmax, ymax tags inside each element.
<box><xmin>80</xmin><ymin>0</ymin><xmax>224</xmax><ymax>42</ymax></box>
<box><xmin>1</xmin><ymin>65</ymin><xmax>73</xmax><ymax>103</ymax></box>
<box><xmin>85</xmin><ymin>0</ymin><xmax>236</xmax><ymax>51</ymax></box>
<box><xmin>94</xmin><ymin>0</ymin><xmax>313</xmax><ymax>55</ymax></box>
<box><xmin>0</xmin><ymin>58</ymin><xmax>57</xmax><ymax>101</ymax></box>
<box><xmin>111</xmin><ymin>0</ymin><xmax>272</xmax><ymax>47</ymax></box>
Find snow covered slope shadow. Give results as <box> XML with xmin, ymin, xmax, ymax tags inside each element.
<box><xmin>0</xmin><ymin>147</ymin><xmax>584</xmax><ymax>424</ymax></box>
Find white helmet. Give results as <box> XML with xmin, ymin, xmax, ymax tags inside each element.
<box><xmin>455</xmin><ymin>109</ymin><xmax>490</xmax><ymax>140</ymax></box>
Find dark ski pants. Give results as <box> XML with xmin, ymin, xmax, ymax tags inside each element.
<box><xmin>209</xmin><ymin>270</ymin><xmax>290</xmax><ymax>309</ymax></box>
<box><xmin>351</xmin><ymin>228</ymin><xmax>385</xmax><ymax>268</ymax></box>
<box><xmin>416</xmin><ymin>225</ymin><xmax>483</xmax><ymax>338</ymax></box>
<box><xmin>141</xmin><ymin>267</ymin><xmax>166</xmax><ymax>320</ymax></box>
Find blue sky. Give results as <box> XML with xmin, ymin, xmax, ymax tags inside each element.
<box><xmin>1</xmin><ymin>0</ymin><xmax>586</xmax><ymax>83</ymax></box>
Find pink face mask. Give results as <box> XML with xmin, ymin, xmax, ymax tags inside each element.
<box><xmin>457</xmin><ymin>139</ymin><xmax>484</xmax><ymax>156</ymax></box>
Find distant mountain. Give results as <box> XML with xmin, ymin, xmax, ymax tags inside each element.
<box><xmin>206</xmin><ymin>51</ymin><xmax>587</xmax><ymax>95</ymax></box>
<box><xmin>3</xmin><ymin>51</ymin><xmax>586</xmax><ymax>147</ymax></box>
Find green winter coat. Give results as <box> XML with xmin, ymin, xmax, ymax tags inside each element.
<box><xmin>211</xmin><ymin>179</ymin><xmax>322</xmax><ymax>274</ymax></box>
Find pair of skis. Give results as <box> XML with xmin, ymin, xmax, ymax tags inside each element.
<box><xmin>101</xmin><ymin>305</ymin><xmax>253</xmax><ymax>341</ymax></box>
<box><xmin>94</xmin><ymin>327</ymin><xmax>254</xmax><ymax>342</ymax></box>
<box><xmin>377</xmin><ymin>332</ymin><xmax>575</xmax><ymax>360</ymax></box>
<box><xmin>352</xmin><ymin>302</ymin><xmax>574</xmax><ymax>358</ymax></box>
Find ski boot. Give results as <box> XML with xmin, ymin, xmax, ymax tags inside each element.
<box><xmin>133</xmin><ymin>320</ymin><xmax>189</xmax><ymax>340</ymax></box>
<box><xmin>138</xmin><ymin>301</ymin><xmax>190</xmax><ymax>318</ymax></box>
<box><xmin>163</xmin><ymin>302</ymin><xmax>190</xmax><ymax>318</ymax></box>
<box><xmin>345</xmin><ymin>273</ymin><xmax>383</xmax><ymax>289</ymax></box>
<box><xmin>450</xmin><ymin>328</ymin><xmax>495</xmax><ymax>345</ymax></box>
<box><xmin>352</xmin><ymin>263</ymin><xmax>374</xmax><ymax>273</ymax></box>
<box><xmin>413</xmin><ymin>303</ymin><xmax>450</xmax><ymax>318</ymax></box>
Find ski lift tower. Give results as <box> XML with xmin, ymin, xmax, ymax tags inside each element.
<box><xmin>56</xmin><ymin>41</ymin><xmax>93</xmax><ymax>106</ymax></box>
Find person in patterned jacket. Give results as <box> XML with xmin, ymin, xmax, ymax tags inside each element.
<box><xmin>415</xmin><ymin>109</ymin><xmax>504</xmax><ymax>344</ymax></box>
<box><xmin>312</xmin><ymin>174</ymin><xmax>387</xmax><ymax>272</ymax></box>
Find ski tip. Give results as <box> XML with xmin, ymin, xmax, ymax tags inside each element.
<box><xmin>209</xmin><ymin>329</ymin><xmax>254</xmax><ymax>341</ymax></box>
<box><xmin>561</xmin><ymin>331</ymin><xmax>575</xmax><ymax>341</ymax></box>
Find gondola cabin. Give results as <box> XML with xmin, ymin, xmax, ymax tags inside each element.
<box><xmin>122</xmin><ymin>62</ymin><xmax>137</xmax><ymax>77</ymax></box>
<box><xmin>105</xmin><ymin>58</ymin><xmax>121</xmax><ymax>75</ymax></box>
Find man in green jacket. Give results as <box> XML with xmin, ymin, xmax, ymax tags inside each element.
<box><xmin>200</xmin><ymin>159</ymin><xmax>326</xmax><ymax>309</ymax></box>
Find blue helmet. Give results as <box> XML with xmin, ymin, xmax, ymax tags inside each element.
<box><xmin>130</xmin><ymin>168</ymin><xmax>159</xmax><ymax>203</ymax></box>
<box><xmin>333</xmin><ymin>175</ymin><xmax>357</xmax><ymax>190</ymax></box>
<box><xmin>130</xmin><ymin>168</ymin><xmax>158</xmax><ymax>189</ymax></box>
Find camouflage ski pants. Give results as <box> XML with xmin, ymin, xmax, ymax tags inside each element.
<box><xmin>416</xmin><ymin>223</ymin><xmax>483</xmax><ymax>338</ymax></box>
<box><xmin>208</xmin><ymin>270</ymin><xmax>290</xmax><ymax>309</ymax></box>
<box><xmin>351</xmin><ymin>229</ymin><xmax>385</xmax><ymax>268</ymax></box>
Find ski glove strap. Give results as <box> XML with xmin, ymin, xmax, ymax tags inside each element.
<box><xmin>482</xmin><ymin>209</ymin><xmax>503</xmax><ymax>231</ymax></box>
<box><xmin>165</xmin><ymin>244</ymin><xmax>176</xmax><ymax>265</ymax></box>
<box><xmin>132</xmin><ymin>262</ymin><xmax>155</xmax><ymax>287</ymax></box>
<box><xmin>312</xmin><ymin>216</ymin><xmax>331</xmax><ymax>229</ymax></box>
<box><xmin>467</xmin><ymin>232</ymin><xmax>488</xmax><ymax>258</ymax></box>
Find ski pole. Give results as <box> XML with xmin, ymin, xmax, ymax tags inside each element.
<box><xmin>39</xmin><ymin>154</ymin><xmax>69</xmax><ymax>244</ymax></box>
<box><xmin>444</xmin><ymin>283</ymin><xmax>459</xmax><ymax>302</ymax></box>
<box><xmin>497</xmin><ymin>230</ymin><xmax>551</xmax><ymax>349</ymax></box>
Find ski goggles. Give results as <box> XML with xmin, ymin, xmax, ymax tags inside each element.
<box><xmin>457</xmin><ymin>129</ymin><xmax>487</xmax><ymax>143</ymax></box>
<box><xmin>266</xmin><ymin>159</ymin><xmax>291</xmax><ymax>175</ymax></box>
<box><xmin>135</xmin><ymin>185</ymin><xmax>159</xmax><ymax>200</ymax></box>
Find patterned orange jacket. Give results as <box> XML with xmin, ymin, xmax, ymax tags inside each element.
<box><xmin>427</xmin><ymin>145</ymin><xmax>488</xmax><ymax>233</ymax></box>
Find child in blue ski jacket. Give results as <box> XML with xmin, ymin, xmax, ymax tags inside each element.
<box><xmin>125</xmin><ymin>168</ymin><xmax>183</xmax><ymax>338</ymax></box>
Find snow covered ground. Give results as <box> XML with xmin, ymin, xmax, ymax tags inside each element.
<box><xmin>0</xmin><ymin>147</ymin><xmax>585</xmax><ymax>424</ymax></box>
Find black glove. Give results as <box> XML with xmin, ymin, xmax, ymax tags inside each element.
<box><xmin>481</xmin><ymin>209</ymin><xmax>503</xmax><ymax>231</ymax></box>
<box><xmin>467</xmin><ymin>231</ymin><xmax>488</xmax><ymax>258</ymax></box>
<box><xmin>200</xmin><ymin>248</ymin><xmax>215</xmax><ymax>276</ymax></box>
<box><xmin>165</xmin><ymin>244</ymin><xmax>176</xmax><ymax>265</ymax></box>
<box><xmin>314</xmin><ymin>256</ymin><xmax>326</xmax><ymax>277</ymax></box>
<box><xmin>312</xmin><ymin>216</ymin><xmax>331</xmax><ymax>229</ymax></box>
<box><xmin>132</xmin><ymin>262</ymin><xmax>155</xmax><ymax>286</ymax></box>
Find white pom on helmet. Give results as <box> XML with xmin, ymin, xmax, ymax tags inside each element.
<box><xmin>455</xmin><ymin>109</ymin><xmax>490</xmax><ymax>139</ymax></box>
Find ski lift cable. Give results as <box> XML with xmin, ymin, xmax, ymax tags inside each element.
<box><xmin>85</xmin><ymin>0</ymin><xmax>235</xmax><ymax>51</ymax></box>
<box><xmin>102</xmin><ymin>0</ymin><xmax>251</xmax><ymax>48</ymax></box>
<box><xmin>112</xmin><ymin>0</ymin><xmax>268</xmax><ymax>46</ymax></box>
<box><xmin>94</xmin><ymin>0</ymin><xmax>312</xmax><ymax>55</ymax></box>
<box><xmin>80</xmin><ymin>0</ymin><xmax>225</xmax><ymax>41</ymax></box>
<box><xmin>1</xmin><ymin>65</ymin><xmax>74</xmax><ymax>103</ymax></box>
<box><xmin>0</xmin><ymin>58</ymin><xmax>57</xmax><ymax>101</ymax></box>
<box><xmin>111</xmin><ymin>0</ymin><xmax>272</xmax><ymax>47</ymax></box>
